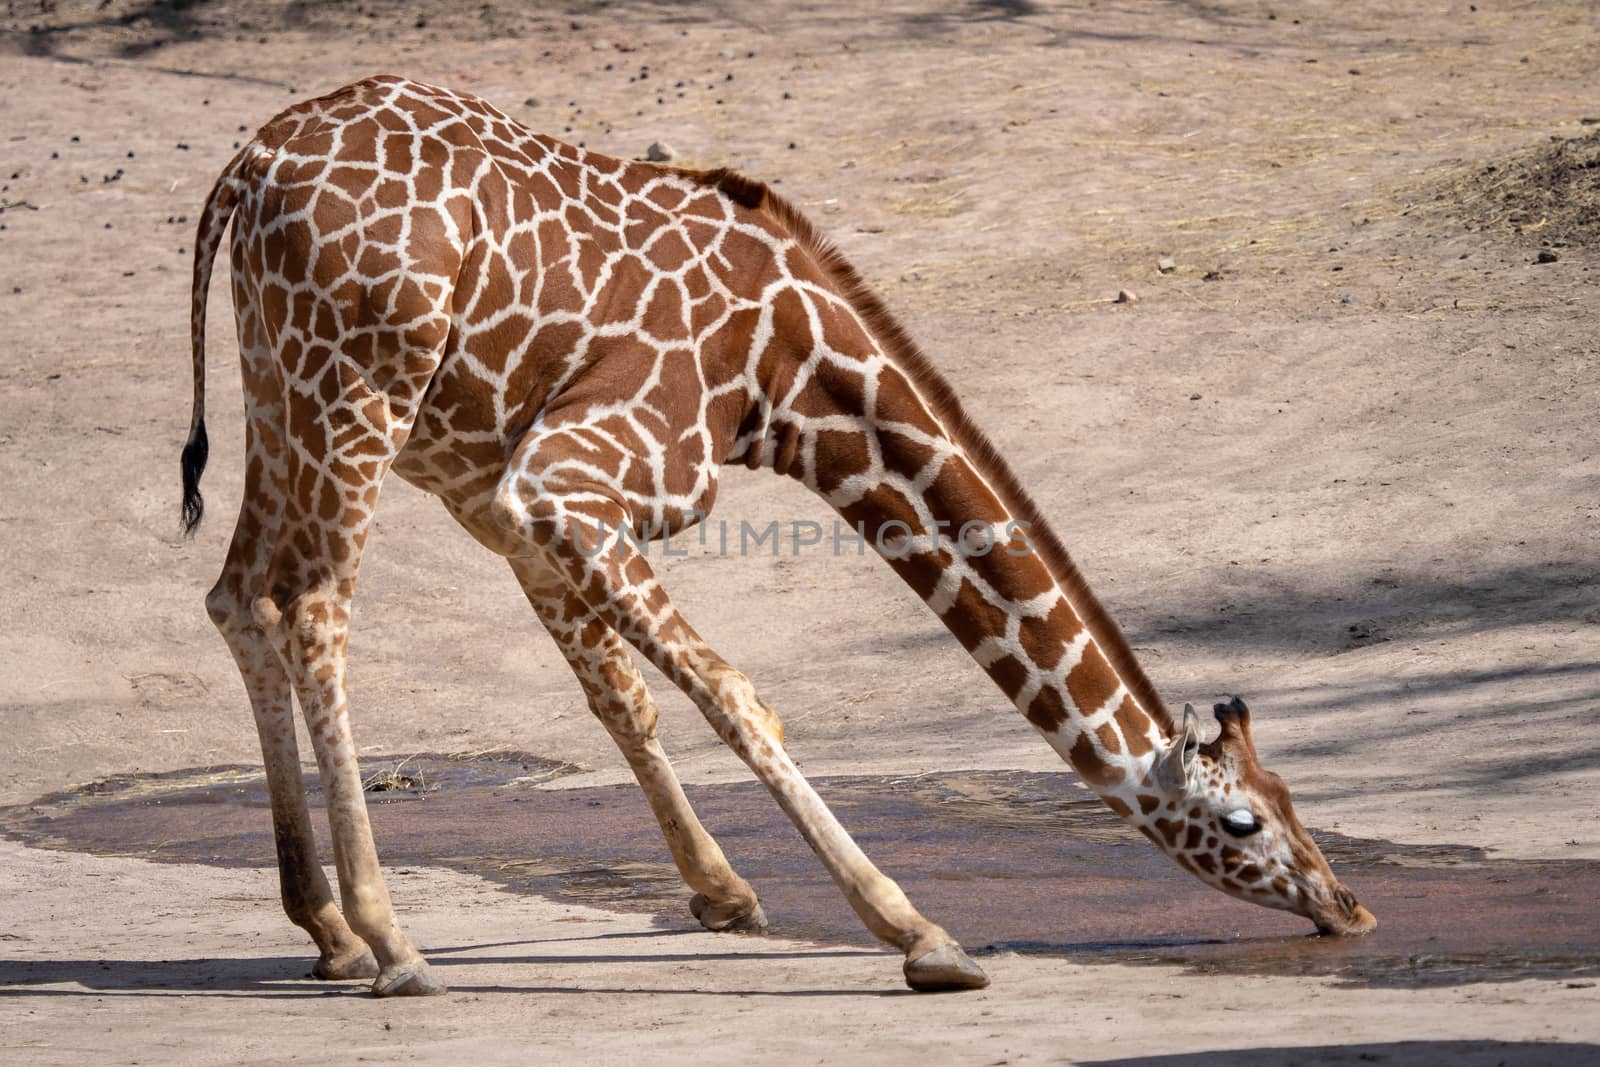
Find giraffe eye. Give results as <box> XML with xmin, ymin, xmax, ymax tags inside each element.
<box><xmin>1222</xmin><ymin>809</ymin><xmax>1261</xmax><ymax>837</ymax></box>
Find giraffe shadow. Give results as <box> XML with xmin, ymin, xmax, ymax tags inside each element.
<box><xmin>1076</xmin><ymin>1042</ymin><xmax>1600</xmax><ymax>1067</ymax></box>
<box><xmin>0</xmin><ymin>932</ymin><xmax>894</xmax><ymax>999</ymax></box>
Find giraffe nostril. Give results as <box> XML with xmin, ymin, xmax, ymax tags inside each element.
<box><xmin>1335</xmin><ymin>885</ymin><xmax>1358</xmax><ymax>916</ymax></box>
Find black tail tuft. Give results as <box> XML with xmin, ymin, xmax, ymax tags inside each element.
<box><xmin>180</xmin><ymin>418</ymin><xmax>209</xmax><ymax>536</ymax></box>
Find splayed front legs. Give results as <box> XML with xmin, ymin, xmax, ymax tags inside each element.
<box><xmin>508</xmin><ymin>556</ymin><xmax>768</xmax><ymax>933</ymax></box>
<box><xmin>491</xmin><ymin>453</ymin><xmax>989</xmax><ymax>991</ymax></box>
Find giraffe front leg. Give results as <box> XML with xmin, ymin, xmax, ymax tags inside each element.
<box><xmin>492</xmin><ymin>471</ymin><xmax>987</xmax><ymax>991</ymax></box>
<box><xmin>686</xmin><ymin>661</ymin><xmax>988</xmax><ymax>991</ymax></box>
<box><xmin>507</xmin><ymin>556</ymin><xmax>768</xmax><ymax>934</ymax></box>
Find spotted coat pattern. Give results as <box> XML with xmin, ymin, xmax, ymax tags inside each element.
<box><xmin>184</xmin><ymin>76</ymin><xmax>1371</xmax><ymax>996</ymax></box>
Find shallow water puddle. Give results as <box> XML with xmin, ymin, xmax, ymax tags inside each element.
<box><xmin>4</xmin><ymin>757</ymin><xmax>1596</xmax><ymax>988</ymax></box>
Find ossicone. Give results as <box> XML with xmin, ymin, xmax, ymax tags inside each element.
<box><xmin>1212</xmin><ymin>694</ymin><xmax>1256</xmax><ymax>753</ymax></box>
<box><xmin>1212</xmin><ymin>695</ymin><xmax>1250</xmax><ymax>723</ymax></box>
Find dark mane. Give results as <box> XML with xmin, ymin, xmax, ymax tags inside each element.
<box><xmin>694</xmin><ymin>166</ymin><xmax>1174</xmax><ymax>736</ymax></box>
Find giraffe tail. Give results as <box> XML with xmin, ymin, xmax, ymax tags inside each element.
<box><xmin>181</xmin><ymin>146</ymin><xmax>251</xmax><ymax>536</ymax></box>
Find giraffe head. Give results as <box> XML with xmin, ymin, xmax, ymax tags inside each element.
<box><xmin>1144</xmin><ymin>697</ymin><xmax>1376</xmax><ymax>936</ymax></box>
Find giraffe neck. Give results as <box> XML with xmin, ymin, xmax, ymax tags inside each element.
<box><xmin>742</xmin><ymin>219</ymin><xmax>1178</xmax><ymax>821</ymax></box>
<box><xmin>815</xmin><ymin>410</ymin><xmax>1172</xmax><ymax>816</ymax></box>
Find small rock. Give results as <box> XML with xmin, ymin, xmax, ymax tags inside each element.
<box><xmin>645</xmin><ymin>141</ymin><xmax>677</xmax><ymax>163</ymax></box>
<box><xmin>524</xmin><ymin>97</ymin><xmax>539</xmax><ymax>108</ymax></box>
<box><xmin>1201</xmin><ymin>269</ymin><xmax>1223</xmax><ymax>281</ymax></box>
<box><xmin>1340</xmin><ymin>294</ymin><xmax>1354</xmax><ymax>304</ymax></box>
<box><xmin>1188</xmin><ymin>393</ymin><xmax>1201</xmax><ymax>401</ymax></box>
<box><xmin>1536</xmin><ymin>249</ymin><xmax>1559</xmax><ymax>264</ymax></box>
<box><xmin>1157</xmin><ymin>257</ymin><xmax>1176</xmax><ymax>274</ymax></box>
<box><xmin>1114</xmin><ymin>289</ymin><xmax>1138</xmax><ymax>304</ymax></box>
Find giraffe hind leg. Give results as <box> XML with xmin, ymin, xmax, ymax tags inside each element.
<box><xmin>507</xmin><ymin>555</ymin><xmax>768</xmax><ymax>933</ymax></box>
<box><xmin>252</xmin><ymin>364</ymin><xmax>445</xmax><ymax>998</ymax></box>
<box><xmin>203</xmin><ymin>348</ymin><xmax>376</xmax><ymax>981</ymax></box>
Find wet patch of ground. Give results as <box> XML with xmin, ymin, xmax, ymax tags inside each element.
<box><xmin>4</xmin><ymin>758</ymin><xmax>1596</xmax><ymax>989</ymax></box>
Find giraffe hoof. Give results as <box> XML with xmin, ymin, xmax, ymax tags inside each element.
<box><xmin>312</xmin><ymin>947</ymin><xmax>379</xmax><ymax>981</ymax></box>
<box><xmin>689</xmin><ymin>892</ymin><xmax>770</xmax><ymax>934</ymax></box>
<box><xmin>903</xmin><ymin>944</ymin><xmax>990</xmax><ymax>992</ymax></box>
<box><xmin>371</xmin><ymin>959</ymin><xmax>447</xmax><ymax>997</ymax></box>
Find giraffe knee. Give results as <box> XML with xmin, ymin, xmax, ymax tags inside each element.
<box><xmin>290</xmin><ymin>598</ymin><xmax>348</xmax><ymax>654</ymax></box>
<box><xmin>251</xmin><ymin>593</ymin><xmax>284</xmax><ymax>632</ymax></box>
<box><xmin>752</xmin><ymin>701</ymin><xmax>785</xmax><ymax>747</ymax></box>
<box><xmin>488</xmin><ymin>483</ymin><xmax>529</xmax><ymax>542</ymax></box>
<box><xmin>591</xmin><ymin>684</ymin><xmax>661</xmax><ymax>747</ymax></box>
<box><xmin>205</xmin><ymin>580</ymin><xmax>241</xmax><ymax>631</ymax></box>
<box><xmin>251</xmin><ymin>589</ymin><xmax>348</xmax><ymax>659</ymax></box>
<box><xmin>702</xmin><ymin>664</ymin><xmax>785</xmax><ymax>748</ymax></box>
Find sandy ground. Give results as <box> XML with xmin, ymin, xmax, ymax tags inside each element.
<box><xmin>2</xmin><ymin>1</ymin><xmax>1598</xmax><ymax>1062</ymax></box>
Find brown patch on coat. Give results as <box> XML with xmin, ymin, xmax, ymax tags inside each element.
<box><xmin>1024</xmin><ymin>686</ymin><xmax>1066</xmax><ymax>732</ymax></box>
<box><xmin>1065</xmin><ymin>643</ymin><xmax>1118</xmax><ymax>717</ymax></box>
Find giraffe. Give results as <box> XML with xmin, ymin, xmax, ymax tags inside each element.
<box><xmin>181</xmin><ymin>75</ymin><xmax>1375</xmax><ymax>997</ymax></box>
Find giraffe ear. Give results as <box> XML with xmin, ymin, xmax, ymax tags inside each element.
<box><xmin>1156</xmin><ymin>704</ymin><xmax>1202</xmax><ymax>790</ymax></box>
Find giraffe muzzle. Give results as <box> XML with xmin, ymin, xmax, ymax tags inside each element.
<box><xmin>1311</xmin><ymin>883</ymin><xmax>1377</xmax><ymax>936</ymax></box>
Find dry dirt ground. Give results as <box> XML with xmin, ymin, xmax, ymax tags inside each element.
<box><xmin>2</xmin><ymin>1</ymin><xmax>1599</xmax><ymax>1063</ymax></box>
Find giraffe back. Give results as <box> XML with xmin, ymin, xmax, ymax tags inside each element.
<box><xmin>224</xmin><ymin>75</ymin><xmax>805</xmax><ymax>521</ymax></box>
